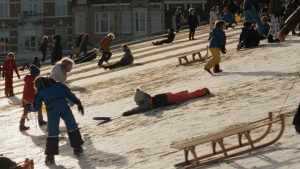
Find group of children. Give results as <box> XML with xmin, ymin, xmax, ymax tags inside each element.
<box><xmin>0</xmin><ymin>50</ymin><xmax>84</xmax><ymax>166</ymax></box>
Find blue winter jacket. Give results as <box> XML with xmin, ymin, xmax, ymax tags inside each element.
<box><xmin>209</xmin><ymin>28</ymin><xmax>226</xmax><ymax>49</ymax></box>
<box><xmin>32</xmin><ymin>82</ymin><xmax>78</xmax><ymax>113</ymax></box>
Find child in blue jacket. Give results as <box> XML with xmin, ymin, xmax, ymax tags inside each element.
<box><xmin>27</xmin><ymin>77</ymin><xmax>84</xmax><ymax>166</ymax></box>
<box><xmin>204</xmin><ymin>20</ymin><xmax>226</xmax><ymax>75</ymax></box>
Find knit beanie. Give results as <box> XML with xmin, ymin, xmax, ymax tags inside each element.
<box><xmin>134</xmin><ymin>89</ymin><xmax>146</xmax><ymax>103</ymax></box>
<box><xmin>29</xmin><ymin>65</ymin><xmax>40</xmax><ymax>77</ymax></box>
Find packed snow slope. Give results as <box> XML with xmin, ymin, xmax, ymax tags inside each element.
<box><xmin>0</xmin><ymin>25</ymin><xmax>299</xmax><ymax>169</ymax></box>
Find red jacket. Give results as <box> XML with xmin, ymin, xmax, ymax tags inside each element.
<box><xmin>22</xmin><ymin>75</ymin><xmax>36</xmax><ymax>103</ymax></box>
<box><xmin>2</xmin><ymin>59</ymin><xmax>18</xmax><ymax>78</ymax></box>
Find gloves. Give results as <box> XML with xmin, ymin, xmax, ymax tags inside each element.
<box><xmin>77</xmin><ymin>104</ymin><xmax>84</xmax><ymax>115</ymax></box>
<box><xmin>26</xmin><ymin>104</ymin><xmax>34</xmax><ymax>112</ymax></box>
<box><xmin>221</xmin><ymin>46</ymin><xmax>227</xmax><ymax>54</ymax></box>
<box><xmin>74</xmin><ymin>99</ymin><xmax>84</xmax><ymax>115</ymax></box>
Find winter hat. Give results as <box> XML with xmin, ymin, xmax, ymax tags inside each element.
<box><xmin>134</xmin><ymin>89</ymin><xmax>146</xmax><ymax>103</ymax></box>
<box><xmin>29</xmin><ymin>65</ymin><xmax>40</xmax><ymax>77</ymax></box>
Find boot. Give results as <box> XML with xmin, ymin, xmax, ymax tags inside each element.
<box><xmin>214</xmin><ymin>64</ymin><xmax>222</xmax><ymax>73</ymax></box>
<box><xmin>73</xmin><ymin>146</ymin><xmax>83</xmax><ymax>156</ymax></box>
<box><xmin>268</xmin><ymin>34</ymin><xmax>277</xmax><ymax>43</ymax></box>
<box><xmin>19</xmin><ymin>119</ymin><xmax>30</xmax><ymax>131</ymax></box>
<box><xmin>38</xmin><ymin>119</ymin><xmax>47</xmax><ymax>127</ymax></box>
<box><xmin>45</xmin><ymin>155</ymin><xmax>55</xmax><ymax>166</ymax></box>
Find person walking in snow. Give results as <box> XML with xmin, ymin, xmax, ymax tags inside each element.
<box><xmin>19</xmin><ymin>65</ymin><xmax>47</xmax><ymax>131</ymax></box>
<box><xmin>27</xmin><ymin>77</ymin><xmax>84</xmax><ymax>166</ymax></box>
<box><xmin>2</xmin><ymin>52</ymin><xmax>20</xmax><ymax>97</ymax></box>
<box><xmin>40</xmin><ymin>36</ymin><xmax>48</xmax><ymax>62</ymax></box>
<box><xmin>204</xmin><ymin>20</ymin><xmax>227</xmax><ymax>75</ymax></box>
<box><xmin>51</xmin><ymin>34</ymin><xmax>63</xmax><ymax>65</ymax></box>
<box><xmin>98</xmin><ymin>33</ymin><xmax>115</xmax><ymax>66</ymax></box>
<box><xmin>174</xmin><ymin>7</ymin><xmax>183</xmax><ymax>32</ymax></box>
<box><xmin>122</xmin><ymin>87</ymin><xmax>210</xmax><ymax>116</ymax></box>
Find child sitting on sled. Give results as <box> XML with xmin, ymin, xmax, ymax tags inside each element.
<box><xmin>102</xmin><ymin>44</ymin><xmax>134</xmax><ymax>70</ymax></box>
<box><xmin>152</xmin><ymin>28</ymin><xmax>175</xmax><ymax>46</ymax></box>
<box><xmin>19</xmin><ymin>65</ymin><xmax>47</xmax><ymax>131</ymax></box>
<box><xmin>122</xmin><ymin>87</ymin><xmax>210</xmax><ymax>116</ymax></box>
<box><xmin>27</xmin><ymin>77</ymin><xmax>84</xmax><ymax>166</ymax></box>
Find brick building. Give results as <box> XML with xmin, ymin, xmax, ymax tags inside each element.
<box><xmin>0</xmin><ymin>0</ymin><xmax>208</xmax><ymax>60</ymax></box>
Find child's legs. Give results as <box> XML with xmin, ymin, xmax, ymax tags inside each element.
<box><xmin>166</xmin><ymin>91</ymin><xmax>189</xmax><ymax>104</ymax></box>
<box><xmin>205</xmin><ymin>48</ymin><xmax>221</xmax><ymax>70</ymax></box>
<box><xmin>61</xmin><ymin>111</ymin><xmax>78</xmax><ymax>131</ymax></box>
<box><xmin>61</xmin><ymin>111</ymin><xmax>84</xmax><ymax>148</ymax></box>
<box><xmin>105</xmin><ymin>51</ymin><xmax>112</xmax><ymax>62</ymax></box>
<box><xmin>45</xmin><ymin>111</ymin><xmax>60</xmax><ymax>156</ymax></box>
<box><xmin>20</xmin><ymin>101</ymin><xmax>29</xmax><ymax>124</ymax></box>
<box><xmin>187</xmin><ymin>88</ymin><xmax>210</xmax><ymax>99</ymax></box>
<box><xmin>4</xmin><ymin>77</ymin><xmax>13</xmax><ymax>95</ymax></box>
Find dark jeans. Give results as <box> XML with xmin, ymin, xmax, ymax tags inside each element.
<box><xmin>176</xmin><ymin>20</ymin><xmax>181</xmax><ymax>32</ymax></box>
<box><xmin>98</xmin><ymin>51</ymin><xmax>112</xmax><ymax>66</ymax></box>
<box><xmin>189</xmin><ymin>27</ymin><xmax>196</xmax><ymax>39</ymax></box>
<box><xmin>106</xmin><ymin>61</ymin><xmax>130</xmax><ymax>69</ymax></box>
<box><xmin>42</xmin><ymin>51</ymin><xmax>46</xmax><ymax>62</ymax></box>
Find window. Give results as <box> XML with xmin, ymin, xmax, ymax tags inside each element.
<box><xmin>151</xmin><ymin>11</ymin><xmax>161</xmax><ymax>33</ymax></box>
<box><xmin>0</xmin><ymin>1</ymin><xmax>10</xmax><ymax>18</ymax></box>
<box><xmin>55</xmin><ymin>0</ymin><xmax>68</xmax><ymax>16</ymax></box>
<box><xmin>75</xmin><ymin>12</ymin><xmax>85</xmax><ymax>34</ymax></box>
<box><xmin>77</xmin><ymin>0</ymin><xmax>87</xmax><ymax>4</ymax></box>
<box><xmin>55</xmin><ymin>29</ymin><xmax>68</xmax><ymax>49</ymax></box>
<box><xmin>121</xmin><ymin>11</ymin><xmax>131</xmax><ymax>33</ymax></box>
<box><xmin>0</xmin><ymin>31</ymin><xmax>10</xmax><ymax>53</ymax></box>
<box><xmin>21</xmin><ymin>0</ymin><xmax>42</xmax><ymax>16</ymax></box>
<box><xmin>95</xmin><ymin>12</ymin><xmax>113</xmax><ymax>34</ymax></box>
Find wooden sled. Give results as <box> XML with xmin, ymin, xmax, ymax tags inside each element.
<box><xmin>177</xmin><ymin>46</ymin><xmax>210</xmax><ymax>66</ymax></box>
<box><xmin>170</xmin><ymin>112</ymin><xmax>285</xmax><ymax>168</ymax></box>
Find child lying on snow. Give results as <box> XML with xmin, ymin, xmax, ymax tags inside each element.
<box><xmin>122</xmin><ymin>87</ymin><xmax>210</xmax><ymax>116</ymax></box>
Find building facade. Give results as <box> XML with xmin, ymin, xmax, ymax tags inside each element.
<box><xmin>0</xmin><ymin>0</ymin><xmax>208</xmax><ymax>59</ymax></box>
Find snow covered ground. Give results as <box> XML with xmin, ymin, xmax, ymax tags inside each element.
<box><xmin>0</xmin><ymin>25</ymin><xmax>299</xmax><ymax>169</ymax></box>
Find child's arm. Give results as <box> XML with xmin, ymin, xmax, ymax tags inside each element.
<box><xmin>13</xmin><ymin>61</ymin><xmax>20</xmax><ymax>79</ymax></box>
<box><xmin>27</xmin><ymin>93</ymin><xmax>43</xmax><ymax>112</ymax></box>
<box><xmin>61</xmin><ymin>84</ymin><xmax>84</xmax><ymax>115</ymax></box>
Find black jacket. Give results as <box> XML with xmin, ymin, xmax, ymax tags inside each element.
<box><xmin>187</xmin><ymin>15</ymin><xmax>199</xmax><ymax>29</ymax></box>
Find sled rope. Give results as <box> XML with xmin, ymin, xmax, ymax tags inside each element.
<box><xmin>278</xmin><ymin>74</ymin><xmax>299</xmax><ymax>115</ymax></box>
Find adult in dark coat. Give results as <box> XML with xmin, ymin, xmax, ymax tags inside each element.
<box><xmin>174</xmin><ymin>7</ymin><xmax>183</xmax><ymax>32</ymax></box>
<box><xmin>51</xmin><ymin>34</ymin><xmax>63</xmax><ymax>65</ymax></box>
<box><xmin>187</xmin><ymin>8</ymin><xmax>199</xmax><ymax>40</ymax></box>
<box><xmin>40</xmin><ymin>36</ymin><xmax>48</xmax><ymax>62</ymax></box>
<box><xmin>243</xmin><ymin>0</ymin><xmax>264</xmax><ymax>37</ymax></box>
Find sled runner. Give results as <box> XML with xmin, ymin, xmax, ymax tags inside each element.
<box><xmin>170</xmin><ymin>112</ymin><xmax>285</xmax><ymax>168</ymax></box>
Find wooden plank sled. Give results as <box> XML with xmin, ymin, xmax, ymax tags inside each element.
<box><xmin>177</xmin><ymin>46</ymin><xmax>210</xmax><ymax>66</ymax></box>
<box><xmin>170</xmin><ymin>112</ymin><xmax>285</xmax><ymax>168</ymax></box>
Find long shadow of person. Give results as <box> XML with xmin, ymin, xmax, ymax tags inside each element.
<box><xmin>21</xmin><ymin>127</ymin><xmax>128</xmax><ymax>169</ymax></box>
<box><xmin>7</xmin><ymin>96</ymin><xmax>21</xmax><ymax>105</ymax></box>
<box><xmin>215</xmin><ymin>71</ymin><xmax>299</xmax><ymax>77</ymax></box>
